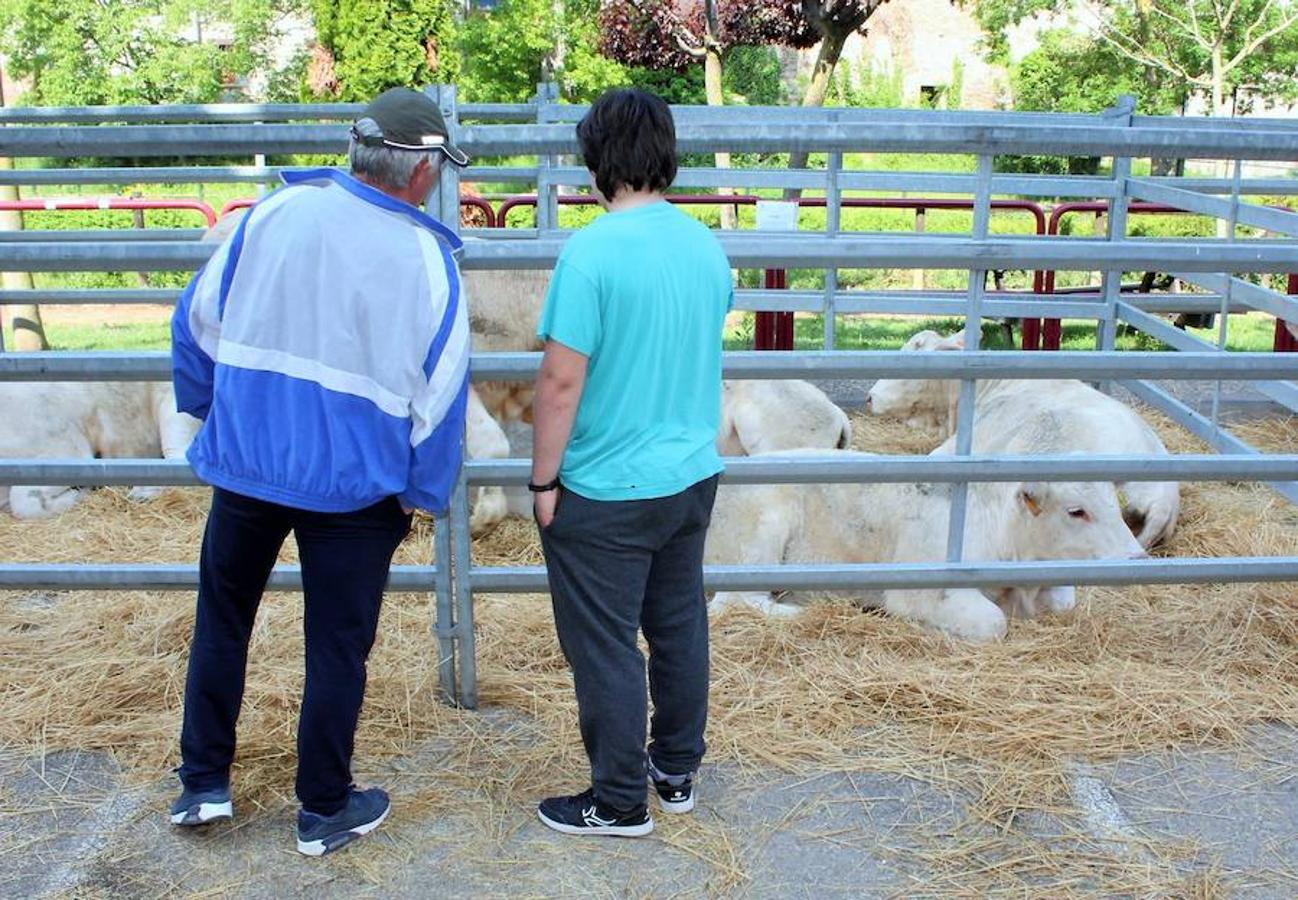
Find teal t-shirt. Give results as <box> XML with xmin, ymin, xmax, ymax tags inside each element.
<box><xmin>536</xmin><ymin>200</ymin><xmax>732</xmax><ymax>500</ymax></box>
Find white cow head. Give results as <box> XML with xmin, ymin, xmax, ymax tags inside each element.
<box><xmin>865</xmin><ymin>329</ymin><xmax>964</xmax><ymax>423</ymax></box>
<box><xmin>1011</xmin><ymin>479</ymin><xmax>1146</xmax><ymax>562</ymax></box>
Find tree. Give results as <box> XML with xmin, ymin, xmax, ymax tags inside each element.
<box><xmin>308</xmin><ymin>0</ymin><xmax>458</xmax><ymax>100</ymax></box>
<box><xmin>0</xmin><ymin>0</ymin><xmax>304</xmax><ymax>105</ymax></box>
<box><xmin>600</xmin><ymin>1</ymin><xmax>890</xmax><ymax>198</ymax></box>
<box><xmin>458</xmin><ymin>0</ymin><xmax>627</xmax><ymax>103</ymax></box>
<box><xmin>999</xmin><ymin>27</ymin><xmax>1187</xmax><ymax>174</ymax></box>
<box><xmin>968</xmin><ymin>0</ymin><xmax>1298</xmax><ymax>118</ymax></box>
<box><xmin>0</xmin><ymin>59</ymin><xmax>43</xmax><ymax>350</ymax></box>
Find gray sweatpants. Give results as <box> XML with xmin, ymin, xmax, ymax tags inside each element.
<box><xmin>539</xmin><ymin>474</ymin><xmax>719</xmax><ymax>812</ymax></box>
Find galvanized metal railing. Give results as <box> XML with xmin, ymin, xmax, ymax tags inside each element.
<box><xmin>1</xmin><ymin>88</ymin><xmax>1297</xmax><ymax>707</ymax></box>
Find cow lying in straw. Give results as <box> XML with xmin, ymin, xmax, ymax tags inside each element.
<box><xmin>0</xmin><ymin>381</ymin><xmax>201</xmax><ymax>518</ymax></box>
<box><xmin>865</xmin><ymin>329</ymin><xmax>1180</xmax><ymax>548</ymax></box>
<box><xmin>704</xmin><ymin>449</ymin><xmax>1147</xmax><ymax>641</ymax></box>
<box><xmin>717</xmin><ymin>380</ymin><xmax>851</xmax><ymax>456</ymax></box>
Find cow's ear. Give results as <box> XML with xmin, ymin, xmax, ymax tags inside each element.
<box><xmin>1018</xmin><ymin>484</ymin><xmax>1044</xmax><ymax>517</ymax></box>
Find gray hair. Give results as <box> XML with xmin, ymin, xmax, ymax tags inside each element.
<box><xmin>348</xmin><ymin>138</ymin><xmax>441</xmax><ymax>191</ymax></box>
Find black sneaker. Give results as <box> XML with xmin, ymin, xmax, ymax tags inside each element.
<box><xmin>169</xmin><ymin>783</ymin><xmax>233</xmax><ymax>826</ymax></box>
<box><xmin>296</xmin><ymin>786</ymin><xmax>391</xmax><ymax>857</ymax></box>
<box><xmin>649</xmin><ymin>768</ymin><xmax>695</xmax><ymax>814</ymax></box>
<box><xmin>537</xmin><ymin>788</ymin><xmax>654</xmax><ymax>837</ymax></box>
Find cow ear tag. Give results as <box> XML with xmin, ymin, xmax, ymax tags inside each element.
<box><xmin>1019</xmin><ymin>487</ymin><xmax>1044</xmax><ymax>517</ymax></box>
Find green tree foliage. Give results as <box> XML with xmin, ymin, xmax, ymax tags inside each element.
<box><xmin>458</xmin><ymin>0</ymin><xmax>627</xmax><ymax>102</ymax></box>
<box><xmin>722</xmin><ymin>45</ymin><xmax>783</xmax><ymax>104</ymax></box>
<box><xmin>826</xmin><ymin>57</ymin><xmax>905</xmax><ymax>108</ymax></box>
<box><xmin>0</xmin><ymin>0</ymin><xmax>302</xmax><ymax>105</ymax></box>
<box><xmin>309</xmin><ymin>0</ymin><xmax>458</xmax><ymax>100</ymax></box>
<box><xmin>968</xmin><ymin>0</ymin><xmax>1298</xmax><ymax>116</ymax></box>
<box><xmin>1012</xmin><ymin>29</ymin><xmax>1184</xmax><ymax>115</ymax></box>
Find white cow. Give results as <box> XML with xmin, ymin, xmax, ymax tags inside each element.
<box><xmin>0</xmin><ymin>382</ymin><xmax>200</xmax><ymax>518</ymax></box>
<box><xmin>460</xmin><ymin>259</ymin><xmax>550</xmax><ymax>423</ymax></box>
<box><xmin>865</xmin><ymin>330</ymin><xmax>1180</xmax><ymax>548</ymax></box>
<box><xmin>704</xmin><ymin>450</ymin><xmax>1146</xmax><ymax>641</ymax></box>
<box><xmin>717</xmin><ymin>380</ymin><xmax>851</xmax><ymax>456</ymax></box>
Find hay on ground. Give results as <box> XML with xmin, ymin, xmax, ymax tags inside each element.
<box><xmin>1</xmin><ymin>409</ymin><xmax>1296</xmax><ymax>893</ymax></box>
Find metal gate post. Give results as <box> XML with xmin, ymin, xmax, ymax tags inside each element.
<box><xmin>824</xmin><ymin>152</ymin><xmax>842</xmax><ymax>350</ymax></box>
<box><xmin>433</xmin><ymin>514</ymin><xmax>457</xmax><ymax>705</ymax></box>
<box><xmin>945</xmin><ymin>154</ymin><xmax>994</xmax><ymax>562</ymax></box>
<box><xmin>423</xmin><ymin>83</ymin><xmax>467</xmax><ymax>706</ymax></box>
<box><xmin>1097</xmin><ymin>96</ymin><xmax>1136</xmax><ymax>390</ymax></box>
<box><xmin>1211</xmin><ymin>160</ymin><xmax>1244</xmax><ymax>427</ymax></box>
<box><xmin>423</xmin><ymin>84</ymin><xmax>462</xmax><ymax>230</ymax></box>
<box><xmin>535</xmin><ymin>82</ymin><xmax>560</xmax><ymax>233</ymax></box>
<box><xmin>449</xmin><ymin>468</ymin><xmax>478</xmax><ymax>709</ymax></box>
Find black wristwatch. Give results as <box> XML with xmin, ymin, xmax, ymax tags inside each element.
<box><xmin>528</xmin><ymin>476</ymin><xmax>561</xmax><ymax>493</ymax></box>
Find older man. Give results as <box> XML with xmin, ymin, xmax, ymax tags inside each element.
<box><xmin>168</xmin><ymin>88</ymin><xmax>470</xmax><ymax>856</ymax></box>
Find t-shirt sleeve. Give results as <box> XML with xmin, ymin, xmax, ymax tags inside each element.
<box><xmin>536</xmin><ymin>257</ymin><xmax>601</xmax><ymax>356</ymax></box>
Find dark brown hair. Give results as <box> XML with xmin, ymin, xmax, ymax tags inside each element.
<box><xmin>576</xmin><ymin>88</ymin><xmax>678</xmax><ymax>202</ymax></box>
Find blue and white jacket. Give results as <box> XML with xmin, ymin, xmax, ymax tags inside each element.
<box><xmin>171</xmin><ymin>168</ymin><xmax>470</xmax><ymax>514</ymax></box>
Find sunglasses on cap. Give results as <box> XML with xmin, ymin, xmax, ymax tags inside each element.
<box><xmin>350</xmin><ymin>117</ymin><xmax>471</xmax><ymax>167</ymax></box>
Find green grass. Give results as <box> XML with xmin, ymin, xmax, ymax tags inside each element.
<box><xmin>8</xmin><ymin>310</ymin><xmax>1275</xmax><ymax>356</ymax></box>
<box><xmin>31</xmin><ymin>321</ymin><xmax>172</xmax><ymax>351</ymax></box>
<box><xmin>723</xmin><ymin>312</ymin><xmax>1279</xmax><ymax>353</ymax></box>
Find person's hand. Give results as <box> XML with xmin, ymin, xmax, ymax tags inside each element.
<box><xmin>533</xmin><ymin>487</ymin><xmax>559</xmax><ymax>528</ymax></box>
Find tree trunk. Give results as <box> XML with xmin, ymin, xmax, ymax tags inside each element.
<box><xmin>0</xmin><ymin>172</ymin><xmax>45</xmax><ymax>351</ymax></box>
<box><xmin>783</xmin><ymin>26</ymin><xmax>849</xmax><ymax>199</ymax></box>
<box><xmin>702</xmin><ymin>0</ymin><xmax>736</xmax><ymax>229</ymax></box>
<box><xmin>0</xmin><ymin>64</ymin><xmax>45</xmax><ymax>351</ymax></box>
<box><xmin>543</xmin><ymin>0</ymin><xmax>566</xmax><ymax>86</ymax></box>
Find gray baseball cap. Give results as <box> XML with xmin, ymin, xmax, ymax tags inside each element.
<box><xmin>351</xmin><ymin>87</ymin><xmax>469</xmax><ymax>167</ymax></box>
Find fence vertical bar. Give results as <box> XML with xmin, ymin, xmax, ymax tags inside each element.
<box><xmin>1097</xmin><ymin>97</ymin><xmax>1135</xmax><ymax>375</ymax></box>
<box><xmin>449</xmin><ymin>468</ymin><xmax>478</xmax><ymax>709</ymax></box>
<box><xmin>433</xmin><ymin>513</ymin><xmax>457</xmax><ymax>705</ymax></box>
<box><xmin>1211</xmin><ymin>159</ymin><xmax>1243</xmax><ymax>429</ymax></box>
<box><xmin>945</xmin><ymin>153</ymin><xmax>994</xmax><ymax>562</ymax></box>
<box><xmin>535</xmin><ymin>82</ymin><xmax>560</xmax><ymax>233</ymax></box>
<box><xmin>824</xmin><ymin>152</ymin><xmax>842</xmax><ymax>350</ymax></box>
<box><xmin>435</xmin><ymin>85</ymin><xmax>463</xmax><ymax>229</ymax></box>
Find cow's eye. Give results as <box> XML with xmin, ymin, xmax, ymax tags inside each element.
<box><xmin>1067</xmin><ymin>507</ymin><xmax>1090</xmax><ymax>521</ymax></box>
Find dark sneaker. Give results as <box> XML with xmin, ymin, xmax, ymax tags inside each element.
<box><xmin>169</xmin><ymin>784</ymin><xmax>233</xmax><ymax>826</ymax></box>
<box><xmin>649</xmin><ymin>771</ymin><xmax>695</xmax><ymax>814</ymax></box>
<box><xmin>537</xmin><ymin>789</ymin><xmax>654</xmax><ymax>837</ymax></box>
<box><xmin>296</xmin><ymin>787</ymin><xmax>391</xmax><ymax>857</ymax></box>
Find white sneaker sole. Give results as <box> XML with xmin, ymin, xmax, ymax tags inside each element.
<box><xmin>296</xmin><ymin>803</ymin><xmax>390</xmax><ymax>857</ymax></box>
<box><xmin>537</xmin><ymin>809</ymin><xmax>655</xmax><ymax>837</ymax></box>
<box><xmin>656</xmin><ymin>794</ymin><xmax>695</xmax><ymax>814</ymax></box>
<box><xmin>170</xmin><ymin>800</ymin><xmax>233</xmax><ymax>826</ymax></box>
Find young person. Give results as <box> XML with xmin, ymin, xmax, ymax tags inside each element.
<box><xmin>169</xmin><ymin>87</ymin><xmax>471</xmax><ymax>856</ymax></box>
<box><xmin>530</xmin><ymin>87</ymin><xmax>733</xmax><ymax>837</ymax></box>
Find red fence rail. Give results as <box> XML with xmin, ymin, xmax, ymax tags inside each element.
<box><xmin>495</xmin><ymin>194</ymin><xmax>1048</xmax><ymax>350</ymax></box>
<box><xmin>3</xmin><ymin>197</ymin><xmax>217</xmax><ymax>227</ymax></box>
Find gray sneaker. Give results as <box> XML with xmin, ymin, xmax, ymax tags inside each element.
<box><xmin>296</xmin><ymin>787</ymin><xmax>391</xmax><ymax>857</ymax></box>
<box><xmin>169</xmin><ymin>784</ymin><xmax>233</xmax><ymax>826</ymax></box>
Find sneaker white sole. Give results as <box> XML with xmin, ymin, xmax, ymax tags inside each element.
<box><xmin>656</xmin><ymin>794</ymin><xmax>695</xmax><ymax>814</ymax></box>
<box><xmin>537</xmin><ymin>809</ymin><xmax>655</xmax><ymax>837</ymax></box>
<box><xmin>296</xmin><ymin>803</ymin><xmax>390</xmax><ymax>857</ymax></box>
<box><xmin>170</xmin><ymin>800</ymin><xmax>233</xmax><ymax>826</ymax></box>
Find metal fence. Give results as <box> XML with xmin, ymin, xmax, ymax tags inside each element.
<box><xmin>2</xmin><ymin>87</ymin><xmax>1298</xmax><ymax>708</ymax></box>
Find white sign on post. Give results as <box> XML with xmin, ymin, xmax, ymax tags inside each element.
<box><xmin>755</xmin><ymin>200</ymin><xmax>799</xmax><ymax>232</ymax></box>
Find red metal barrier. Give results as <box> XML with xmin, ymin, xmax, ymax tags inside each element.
<box><xmin>495</xmin><ymin>194</ymin><xmax>1048</xmax><ymax>351</ymax></box>
<box><xmin>1034</xmin><ymin>201</ymin><xmax>1295</xmax><ymax>352</ymax></box>
<box><xmin>1028</xmin><ymin>203</ymin><xmax>1183</xmax><ymax>351</ymax></box>
<box><xmin>1277</xmin><ymin>274</ymin><xmax>1298</xmax><ymax>352</ymax></box>
<box><xmin>223</xmin><ymin>195</ymin><xmax>498</xmax><ymax>228</ymax></box>
<box><xmin>2</xmin><ymin>197</ymin><xmax>217</xmax><ymax>227</ymax></box>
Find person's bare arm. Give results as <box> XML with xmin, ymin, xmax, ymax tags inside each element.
<box><xmin>531</xmin><ymin>339</ymin><xmax>588</xmax><ymax>526</ymax></box>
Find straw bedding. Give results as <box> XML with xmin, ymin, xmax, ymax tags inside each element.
<box><xmin>1</xmin><ymin>406</ymin><xmax>1296</xmax><ymax>894</ymax></box>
